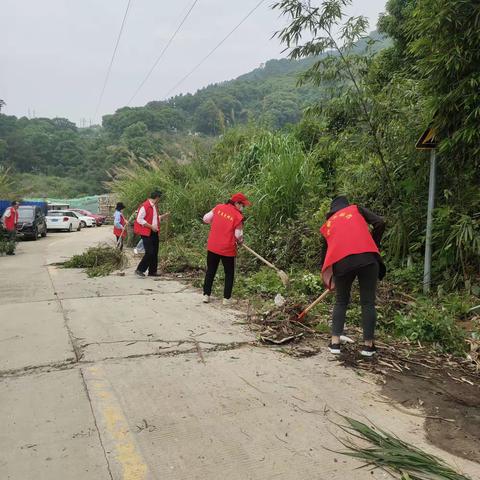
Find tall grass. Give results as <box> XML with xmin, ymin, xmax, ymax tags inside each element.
<box><xmin>109</xmin><ymin>129</ymin><xmax>325</xmax><ymax>251</ymax></box>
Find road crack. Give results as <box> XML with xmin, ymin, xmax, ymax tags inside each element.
<box><xmin>0</xmin><ymin>341</ymin><xmax>255</xmax><ymax>379</ymax></box>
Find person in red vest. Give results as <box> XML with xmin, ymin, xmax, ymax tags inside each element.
<box><xmin>2</xmin><ymin>201</ymin><xmax>19</xmax><ymax>253</ymax></box>
<box><xmin>202</xmin><ymin>192</ymin><xmax>251</xmax><ymax>305</ymax></box>
<box><xmin>113</xmin><ymin>202</ymin><xmax>127</xmax><ymax>251</ymax></box>
<box><xmin>320</xmin><ymin>196</ymin><xmax>386</xmax><ymax>357</ymax></box>
<box><xmin>133</xmin><ymin>190</ymin><xmax>169</xmax><ymax>277</ymax></box>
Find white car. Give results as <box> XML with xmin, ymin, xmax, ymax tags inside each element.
<box><xmin>66</xmin><ymin>210</ymin><xmax>95</xmax><ymax>228</ymax></box>
<box><xmin>46</xmin><ymin>210</ymin><xmax>82</xmax><ymax>232</ymax></box>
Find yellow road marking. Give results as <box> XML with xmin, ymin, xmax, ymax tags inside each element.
<box><xmin>85</xmin><ymin>366</ymin><xmax>149</xmax><ymax>480</ymax></box>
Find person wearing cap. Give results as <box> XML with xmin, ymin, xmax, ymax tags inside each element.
<box><xmin>320</xmin><ymin>196</ymin><xmax>386</xmax><ymax>357</ymax></box>
<box><xmin>202</xmin><ymin>193</ymin><xmax>251</xmax><ymax>305</ymax></box>
<box><xmin>113</xmin><ymin>202</ymin><xmax>127</xmax><ymax>251</ymax></box>
<box><xmin>133</xmin><ymin>190</ymin><xmax>170</xmax><ymax>277</ymax></box>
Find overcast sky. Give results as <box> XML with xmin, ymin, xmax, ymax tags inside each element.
<box><xmin>1</xmin><ymin>0</ymin><xmax>387</xmax><ymax>125</ymax></box>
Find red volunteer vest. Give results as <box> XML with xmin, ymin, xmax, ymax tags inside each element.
<box><xmin>4</xmin><ymin>207</ymin><xmax>18</xmax><ymax>231</ymax></box>
<box><xmin>320</xmin><ymin>205</ymin><xmax>379</xmax><ymax>289</ymax></box>
<box><xmin>207</xmin><ymin>203</ymin><xmax>243</xmax><ymax>257</ymax></box>
<box><xmin>113</xmin><ymin>213</ymin><xmax>127</xmax><ymax>238</ymax></box>
<box><xmin>134</xmin><ymin>200</ymin><xmax>158</xmax><ymax>237</ymax></box>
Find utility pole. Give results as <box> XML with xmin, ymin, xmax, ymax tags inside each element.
<box><xmin>416</xmin><ymin>127</ymin><xmax>438</xmax><ymax>294</ymax></box>
<box><xmin>423</xmin><ymin>149</ymin><xmax>436</xmax><ymax>294</ymax></box>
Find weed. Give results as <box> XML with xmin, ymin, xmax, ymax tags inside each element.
<box><xmin>63</xmin><ymin>245</ymin><xmax>127</xmax><ymax>277</ymax></box>
<box><xmin>393</xmin><ymin>296</ymin><xmax>467</xmax><ymax>355</ymax></box>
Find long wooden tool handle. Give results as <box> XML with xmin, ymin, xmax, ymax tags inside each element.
<box><xmin>303</xmin><ymin>289</ymin><xmax>330</xmax><ymax>315</ymax></box>
<box><xmin>243</xmin><ymin>244</ymin><xmax>278</xmax><ymax>271</ymax></box>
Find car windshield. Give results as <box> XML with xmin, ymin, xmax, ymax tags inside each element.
<box><xmin>18</xmin><ymin>208</ymin><xmax>34</xmax><ymax>221</ymax></box>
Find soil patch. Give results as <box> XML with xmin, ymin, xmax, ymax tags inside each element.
<box><xmin>336</xmin><ymin>342</ymin><xmax>480</xmax><ymax>463</ymax></box>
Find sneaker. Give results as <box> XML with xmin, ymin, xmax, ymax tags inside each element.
<box><xmin>133</xmin><ymin>248</ymin><xmax>138</xmax><ymax>255</ymax></box>
<box><xmin>222</xmin><ymin>298</ymin><xmax>233</xmax><ymax>306</ymax></box>
<box><xmin>135</xmin><ymin>270</ymin><xmax>146</xmax><ymax>278</ymax></box>
<box><xmin>202</xmin><ymin>295</ymin><xmax>210</xmax><ymax>304</ymax></box>
<box><xmin>361</xmin><ymin>344</ymin><xmax>377</xmax><ymax>357</ymax></box>
<box><xmin>328</xmin><ymin>343</ymin><xmax>341</xmax><ymax>355</ymax></box>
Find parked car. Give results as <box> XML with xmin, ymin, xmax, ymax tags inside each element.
<box><xmin>70</xmin><ymin>209</ymin><xmax>106</xmax><ymax>226</ymax></box>
<box><xmin>16</xmin><ymin>206</ymin><xmax>48</xmax><ymax>240</ymax></box>
<box><xmin>67</xmin><ymin>210</ymin><xmax>95</xmax><ymax>228</ymax></box>
<box><xmin>46</xmin><ymin>210</ymin><xmax>81</xmax><ymax>232</ymax></box>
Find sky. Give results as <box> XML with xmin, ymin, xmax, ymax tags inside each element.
<box><xmin>1</xmin><ymin>0</ymin><xmax>387</xmax><ymax>126</ymax></box>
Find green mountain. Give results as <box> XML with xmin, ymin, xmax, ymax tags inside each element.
<box><xmin>0</xmin><ymin>32</ymin><xmax>388</xmax><ymax>197</ymax></box>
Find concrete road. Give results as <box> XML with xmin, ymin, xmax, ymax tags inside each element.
<box><xmin>0</xmin><ymin>228</ymin><xmax>478</xmax><ymax>479</ymax></box>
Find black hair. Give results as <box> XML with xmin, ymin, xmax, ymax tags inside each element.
<box><xmin>11</xmin><ymin>201</ymin><xmax>19</xmax><ymax>206</ymax></box>
<box><xmin>326</xmin><ymin>195</ymin><xmax>349</xmax><ymax>219</ymax></box>
<box><xmin>150</xmin><ymin>190</ymin><xmax>162</xmax><ymax>199</ymax></box>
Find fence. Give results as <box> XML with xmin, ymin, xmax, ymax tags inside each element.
<box><xmin>23</xmin><ymin>195</ymin><xmax>117</xmax><ymax>216</ymax></box>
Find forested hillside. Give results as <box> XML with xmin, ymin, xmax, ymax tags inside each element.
<box><xmin>1</xmin><ymin>40</ymin><xmax>391</xmax><ymax>197</ymax></box>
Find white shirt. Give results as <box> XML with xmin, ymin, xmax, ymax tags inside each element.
<box><xmin>4</xmin><ymin>207</ymin><xmax>12</xmax><ymax>218</ymax></box>
<box><xmin>137</xmin><ymin>200</ymin><xmax>158</xmax><ymax>230</ymax></box>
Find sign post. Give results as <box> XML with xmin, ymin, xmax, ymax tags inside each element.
<box><xmin>416</xmin><ymin>127</ymin><xmax>438</xmax><ymax>294</ymax></box>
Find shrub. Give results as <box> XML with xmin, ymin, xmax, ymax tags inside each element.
<box><xmin>393</xmin><ymin>296</ymin><xmax>467</xmax><ymax>355</ymax></box>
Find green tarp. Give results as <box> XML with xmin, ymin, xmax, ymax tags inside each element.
<box><xmin>24</xmin><ymin>196</ymin><xmax>102</xmax><ymax>213</ymax></box>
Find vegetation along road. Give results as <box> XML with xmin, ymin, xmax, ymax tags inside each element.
<box><xmin>0</xmin><ymin>224</ymin><xmax>478</xmax><ymax>479</ymax></box>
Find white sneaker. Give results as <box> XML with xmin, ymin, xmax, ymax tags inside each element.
<box><xmin>222</xmin><ymin>298</ymin><xmax>233</xmax><ymax>306</ymax></box>
<box><xmin>202</xmin><ymin>295</ymin><xmax>210</xmax><ymax>304</ymax></box>
<box><xmin>133</xmin><ymin>248</ymin><xmax>138</xmax><ymax>255</ymax></box>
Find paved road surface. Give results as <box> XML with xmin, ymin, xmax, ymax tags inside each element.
<box><xmin>0</xmin><ymin>228</ymin><xmax>478</xmax><ymax>479</ymax></box>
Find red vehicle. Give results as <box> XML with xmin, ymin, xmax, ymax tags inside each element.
<box><xmin>71</xmin><ymin>209</ymin><xmax>106</xmax><ymax>226</ymax></box>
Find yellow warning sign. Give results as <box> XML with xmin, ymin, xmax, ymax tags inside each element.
<box><xmin>416</xmin><ymin>127</ymin><xmax>437</xmax><ymax>150</ymax></box>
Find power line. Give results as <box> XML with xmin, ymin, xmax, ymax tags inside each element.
<box><xmin>127</xmin><ymin>0</ymin><xmax>200</xmax><ymax>106</ymax></box>
<box><xmin>94</xmin><ymin>0</ymin><xmax>133</xmax><ymax>120</ymax></box>
<box><xmin>164</xmin><ymin>0</ymin><xmax>266</xmax><ymax>99</ymax></box>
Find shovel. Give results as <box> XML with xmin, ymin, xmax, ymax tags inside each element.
<box><xmin>242</xmin><ymin>244</ymin><xmax>289</xmax><ymax>287</ymax></box>
<box><xmin>297</xmin><ymin>289</ymin><xmax>330</xmax><ymax>321</ymax></box>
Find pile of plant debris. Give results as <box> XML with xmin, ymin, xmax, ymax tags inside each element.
<box><xmin>245</xmin><ymin>299</ymin><xmax>329</xmax><ymax>347</ymax></box>
<box><xmin>336</xmin><ymin>415</ymin><xmax>473</xmax><ymax>480</ymax></box>
<box><xmin>63</xmin><ymin>245</ymin><xmax>127</xmax><ymax>277</ymax></box>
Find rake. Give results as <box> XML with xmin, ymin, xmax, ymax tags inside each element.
<box><xmin>242</xmin><ymin>244</ymin><xmax>289</xmax><ymax>287</ymax></box>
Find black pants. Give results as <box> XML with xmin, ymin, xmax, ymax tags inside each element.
<box><xmin>136</xmin><ymin>232</ymin><xmax>159</xmax><ymax>275</ymax></box>
<box><xmin>203</xmin><ymin>251</ymin><xmax>235</xmax><ymax>299</ymax></box>
<box><xmin>332</xmin><ymin>262</ymin><xmax>379</xmax><ymax>341</ymax></box>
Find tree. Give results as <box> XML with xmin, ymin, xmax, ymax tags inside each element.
<box><xmin>120</xmin><ymin>121</ymin><xmax>162</xmax><ymax>158</ymax></box>
<box><xmin>194</xmin><ymin>100</ymin><xmax>225</xmax><ymax>135</ymax></box>
<box><xmin>0</xmin><ymin>99</ymin><xmax>5</xmax><ymax>112</ymax></box>
<box><xmin>273</xmin><ymin>0</ymin><xmax>410</xmax><ymax>254</ymax></box>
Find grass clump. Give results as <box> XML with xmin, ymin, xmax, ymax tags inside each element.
<box><xmin>0</xmin><ymin>228</ymin><xmax>16</xmax><ymax>256</ymax></box>
<box><xmin>336</xmin><ymin>415</ymin><xmax>471</xmax><ymax>480</ymax></box>
<box><xmin>63</xmin><ymin>245</ymin><xmax>126</xmax><ymax>277</ymax></box>
<box><xmin>392</xmin><ymin>295</ymin><xmax>469</xmax><ymax>355</ymax></box>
